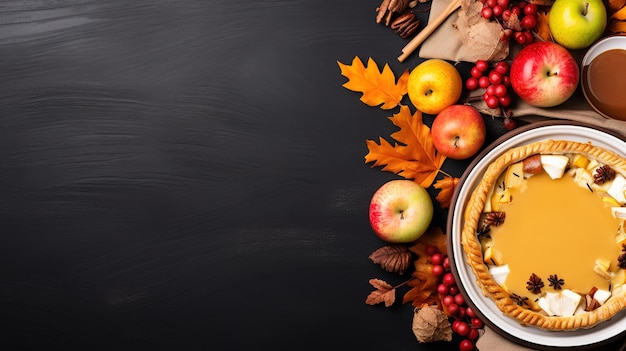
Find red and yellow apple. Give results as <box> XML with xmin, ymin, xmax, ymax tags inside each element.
<box><xmin>431</xmin><ymin>104</ymin><xmax>486</xmax><ymax>160</ymax></box>
<box><xmin>510</xmin><ymin>42</ymin><xmax>579</xmax><ymax>108</ymax></box>
<box><xmin>407</xmin><ymin>59</ymin><xmax>462</xmax><ymax>115</ymax></box>
<box><xmin>369</xmin><ymin>180</ymin><xmax>433</xmax><ymax>243</ymax></box>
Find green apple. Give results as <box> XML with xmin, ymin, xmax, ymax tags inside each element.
<box><xmin>548</xmin><ymin>0</ymin><xmax>607</xmax><ymax>50</ymax></box>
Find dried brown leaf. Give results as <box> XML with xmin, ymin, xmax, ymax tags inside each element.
<box><xmin>366</xmin><ymin>278</ymin><xmax>396</xmax><ymax>307</ymax></box>
<box><xmin>369</xmin><ymin>245</ymin><xmax>412</xmax><ymax>274</ymax></box>
<box><xmin>412</xmin><ymin>305</ymin><xmax>453</xmax><ymax>342</ymax></box>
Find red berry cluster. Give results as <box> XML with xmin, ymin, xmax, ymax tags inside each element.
<box><xmin>465</xmin><ymin>60</ymin><xmax>512</xmax><ymax>110</ymax></box>
<box><xmin>427</xmin><ymin>245</ymin><xmax>484</xmax><ymax>351</ymax></box>
<box><xmin>480</xmin><ymin>0</ymin><xmax>538</xmax><ymax>46</ymax></box>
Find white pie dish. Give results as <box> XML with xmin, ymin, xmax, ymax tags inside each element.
<box><xmin>447</xmin><ymin>121</ymin><xmax>626</xmax><ymax>350</ymax></box>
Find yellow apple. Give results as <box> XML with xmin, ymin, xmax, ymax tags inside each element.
<box><xmin>407</xmin><ymin>59</ymin><xmax>462</xmax><ymax>115</ymax></box>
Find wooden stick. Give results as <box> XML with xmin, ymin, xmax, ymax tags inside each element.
<box><xmin>397</xmin><ymin>0</ymin><xmax>463</xmax><ymax>62</ymax></box>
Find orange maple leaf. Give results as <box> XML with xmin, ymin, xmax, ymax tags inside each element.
<box><xmin>403</xmin><ymin>227</ymin><xmax>448</xmax><ymax>308</ymax></box>
<box><xmin>366</xmin><ymin>278</ymin><xmax>396</xmax><ymax>307</ymax></box>
<box><xmin>534</xmin><ymin>10</ymin><xmax>552</xmax><ymax>42</ymax></box>
<box><xmin>365</xmin><ymin>105</ymin><xmax>446</xmax><ymax>188</ymax></box>
<box><xmin>338</xmin><ymin>56</ymin><xmax>409</xmax><ymax>110</ymax></box>
<box><xmin>434</xmin><ymin>176</ymin><xmax>460</xmax><ymax>209</ymax></box>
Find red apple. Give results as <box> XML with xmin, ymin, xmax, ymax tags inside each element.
<box><xmin>369</xmin><ymin>180</ymin><xmax>433</xmax><ymax>243</ymax></box>
<box><xmin>510</xmin><ymin>42</ymin><xmax>579</xmax><ymax>107</ymax></box>
<box><xmin>431</xmin><ymin>104</ymin><xmax>486</xmax><ymax>160</ymax></box>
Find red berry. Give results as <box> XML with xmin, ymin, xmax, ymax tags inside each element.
<box><xmin>443</xmin><ymin>256</ymin><xmax>451</xmax><ymax>270</ymax></box>
<box><xmin>498</xmin><ymin>94</ymin><xmax>512</xmax><ymax>107</ymax></box>
<box><xmin>521</xmin><ymin>15</ymin><xmax>537</xmax><ymax>29</ymax></box>
<box><xmin>466</xmin><ymin>306</ymin><xmax>477</xmax><ymax>318</ymax></box>
<box><xmin>468</xmin><ymin>328</ymin><xmax>480</xmax><ymax>340</ymax></box>
<box><xmin>485</xmin><ymin>94</ymin><xmax>500</xmax><ymax>109</ymax></box>
<box><xmin>449</xmin><ymin>285</ymin><xmax>460</xmax><ymax>296</ymax></box>
<box><xmin>492</xmin><ymin>4</ymin><xmax>504</xmax><ymax>17</ymax></box>
<box><xmin>493</xmin><ymin>84</ymin><xmax>507</xmax><ymax>97</ymax></box>
<box><xmin>454</xmin><ymin>293</ymin><xmax>465</xmax><ymax>306</ymax></box>
<box><xmin>481</xmin><ymin>6</ymin><xmax>493</xmax><ymax>19</ymax></box>
<box><xmin>488</xmin><ymin>70</ymin><xmax>502</xmax><ymax>85</ymax></box>
<box><xmin>470</xmin><ymin>66</ymin><xmax>483</xmax><ymax>78</ymax></box>
<box><xmin>453</xmin><ymin>321</ymin><xmax>470</xmax><ymax>336</ymax></box>
<box><xmin>524</xmin><ymin>30</ymin><xmax>534</xmax><ymax>44</ymax></box>
<box><xmin>485</xmin><ymin>84</ymin><xmax>496</xmax><ymax>96</ymax></box>
<box><xmin>485</xmin><ymin>0</ymin><xmax>497</xmax><ymax>7</ymax></box>
<box><xmin>494</xmin><ymin>61</ymin><xmax>509</xmax><ymax>75</ymax></box>
<box><xmin>447</xmin><ymin>302</ymin><xmax>460</xmax><ymax>316</ymax></box>
<box><xmin>503</xmin><ymin>116</ymin><xmax>517</xmax><ymax>130</ymax></box>
<box><xmin>443</xmin><ymin>272</ymin><xmax>456</xmax><ymax>286</ymax></box>
<box><xmin>478</xmin><ymin>76</ymin><xmax>491</xmax><ymax>89</ymax></box>
<box><xmin>425</xmin><ymin>244</ymin><xmax>438</xmax><ymax>256</ymax></box>
<box><xmin>459</xmin><ymin>339</ymin><xmax>475</xmax><ymax>351</ymax></box>
<box><xmin>501</xmin><ymin>9</ymin><xmax>511</xmax><ymax>21</ymax></box>
<box><xmin>514</xmin><ymin>31</ymin><xmax>527</xmax><ymax>45</ymax></box>
<box><xmin>431</xmin><ymin>252</ymin><xmax>444</xmax><ymax>265</ymax></box>
<box><xmin>442</xmin><ymin>294</ymin><xmax>455</xmax><ymax>306</ymax></box>
<box><xmin>502</xmin><ymin>74</ymin><xmax>511</xmax><ymax>86</ymax></box>
<box><xmin>497</xmin><ymin>0</ymin><xmax>509</xmax><ymax>7</ymax></box>
<box><xmin>511</xmin><ymin>5</ymin><xmax>522</xmax><ymax>16</ymax></box>
<box><xmin>437</xmin><ymin>283</ymin><xmax>450</xmax><ymax>295</ymax></box>
<box><xmin>524</xmin><ymin>3</ymin><xmax>538</xmax><ymax>16</ymax></box>
<box><xmin>475</xmin><ymin>60</ymin><xmax>489</xmax><ymax>72</ymax></box>
<box><xmin>456</xmin><ymin>306</ymin><xmax>466</xmax><ymax>319</ymax></box>
<box><xmin>432</xmin><ymin>264</ymin><xmax>445</xmax><ymax>276</ymax></box>
<box><xmin>471</xmin><ymin>317</ymin><xmax>484</xmax><ymax>328</ymax></box>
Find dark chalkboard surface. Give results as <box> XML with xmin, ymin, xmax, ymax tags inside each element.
<box><xmin>1</xmin><ymin>1</ymin><xmax>624</xmax><ymax>350</ymax></box>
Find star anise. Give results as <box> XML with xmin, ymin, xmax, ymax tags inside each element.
<box><xmin>618</xmin><ymin>244</ymin><xmax>626</xmax><ymax>269</ymax></box>
<box><xmin>510</xmin><ymin>293</ymin><xmax>529</xmax><ymax>307</ymax></box>
<box><xmin>526</xmin><ymin>273</ymin><xmax>544</xmax><ymax>294</ymax></box>
<box><xmin>548</xmin><ymin>274</ymin><xmax>565</xmax><ymax>290</ymax></box>
<box><xmin>484</xmin><ymin>212</ymin><xmax>505</xmax><ymax>226</ymax></box>
<box><xmin>594</xmin><ymin>165</ymin><xmax>616</xmax><ymax>185</ymax></box>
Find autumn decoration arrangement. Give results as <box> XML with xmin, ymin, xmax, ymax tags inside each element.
<box><xmin>338</xmin><ymin>0</ymin><xmax>626</xmax><ymax>350</ymax></box>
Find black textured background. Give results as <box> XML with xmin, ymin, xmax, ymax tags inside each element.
<box><xmin>1</xmin><ymin>1</ymin><xmax>621</xmax><ymax>350</ymax></box>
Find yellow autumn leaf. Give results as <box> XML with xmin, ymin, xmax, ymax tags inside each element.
<box><xmin>338</xmin><ymin>56</ymin><xmax>409</xmax><ymax>110</ymax></box>
<box><xmin>365</xmin><ymin>105</ymin><xmax>446</xmax><ymax>188</ymax></box>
